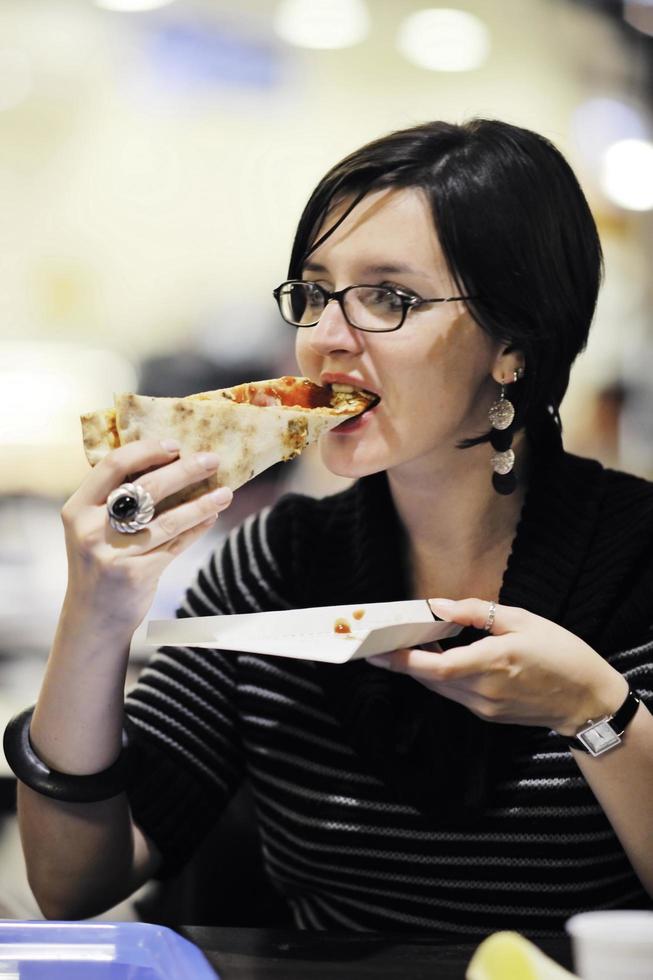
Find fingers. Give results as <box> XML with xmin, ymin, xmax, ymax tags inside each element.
<box><xmin>76</xmin><ymin>440</ymin><xmax>183</xmax><ymax>506</ymax></box>
<box><xmin>131</xmin><ymin>451</ymin><xmax>225</xmax><ymax>509</ymax></box>
<box><xmin>64</xmin><ymin>437</ymin><xmax>235</xmax><ymax>568</ymax></box>
<box><xmin>367</xmin><ymin>646</ymin><xmax>521</xmax><ymax>721</ymax></box>
<box><xmin>369</xmin><ymin>648</ymin><xmax>445</xmax><ymax>674</ymax></box>
<box><xmin>106</xmin><ymin>484</ymin><xmax>233</xmax><ymax>555</ymax></box>
<box><xmin>368</xmin><ymin>636</ymin><xmax>499</xmax><ymax>682</ymax></box>
<box><xmin>86</xmin><ymin>443</ymin><xmax>231</xmax><ymax>520</ymax></box>
<box><xmin>428</xmin><ymin>597</ymin><xmax>524</xmax><ymax>636</ymax></box>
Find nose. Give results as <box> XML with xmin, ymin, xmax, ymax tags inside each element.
<box><xmin>307</xmin><ymin>296</ymin><xmax>364</xmax><ymax>356</ymax></box>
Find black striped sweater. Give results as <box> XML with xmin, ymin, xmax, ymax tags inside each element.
<box><xmin>125</xmin><ymin>450</ymin><xmax>653</xmax><ymax>936</ymax></box>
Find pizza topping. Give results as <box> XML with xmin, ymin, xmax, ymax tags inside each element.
<box><xmin>282</xmin><ymin>417</ymin><xmax>309</xmax><ymax>459</ymax></box>
<box><xmin>221</xmin><ymin>377</ymin><xmax>377</xmax><ymax>415</ymax></box>
<box><xmin>221</xmin><ymin>378</ymin><xmax>331</xmax><ymax>409</ymax></box>
<box><xmin>330</xmin><ymin>385</ymin><xmax>362</xmax><ymax>411</ymax></box>
<box><xmin>329</xmin><ymin>384</ymin><xmax>379</xmax><ymax>414</ymax></box>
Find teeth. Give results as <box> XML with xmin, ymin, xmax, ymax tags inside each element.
<box><xmin>331</xmin><ymin>383</ymin><xmax>356</xmax><ymax>393</ymax></box>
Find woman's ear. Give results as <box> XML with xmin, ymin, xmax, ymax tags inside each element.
<box><xmin>491</xmin><ymin>346</ymin><xmax>525</xmax><ymax>384</ymax></box>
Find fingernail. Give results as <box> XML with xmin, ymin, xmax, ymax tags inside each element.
<box><xmin>428</xmin><ymin>598</ymin><xmax>455</xmax><ymax>620</ymax></box>
<box><xmin>161</xmin><ymin>439</ymin><xmax>180</xmax><ymax>453</ymax></box>
<box><xmin>210</xmin><ymin>486</ymin><xmax>233</xmax><ymax>507</ymax></box>
<box><xmin>196</xmin><ymin>452</ymin><xmax>221</xmax><ymax>470</ymax></box>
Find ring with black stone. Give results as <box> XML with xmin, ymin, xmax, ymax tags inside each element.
<box><xmin>106</xmin><ymin>482</ymin><xmax>155</xmax><ymax>534</ymax></box>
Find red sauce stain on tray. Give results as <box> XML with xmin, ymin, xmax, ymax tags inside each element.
<box><xmin>333</xmin><ymin>618</ymin><xmax>351</xmax><ymax>634</ymax></box>
<box><xmin>352</xmin><ymin>608</ymin><xmax>365</xmax><ymax>621</ymax></box>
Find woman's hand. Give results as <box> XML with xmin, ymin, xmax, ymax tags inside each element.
<box><xmin>60</xmin><ymin>439</ymin><xmax>233</xmax><ymax>634</ymax></box>
<box><xmin>368</xmin><ymin>598</ymin><xmax>628</xmax><ymax>736</ymax></box>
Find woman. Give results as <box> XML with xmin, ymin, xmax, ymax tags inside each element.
<box><xmin>6</xmin><ymin>119</ymin><xmax>653</xmax><ymax>936</ymax></box>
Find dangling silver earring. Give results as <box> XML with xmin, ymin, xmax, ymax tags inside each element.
<box><xmin>488</xmin><ymin>381</ymin><xmax>515</xmax><ymax>431</ymax></box>
<box><xmin>489</xmin><ymin>368</ymin><xmax>523</xmax><ymax>494</ymax></box>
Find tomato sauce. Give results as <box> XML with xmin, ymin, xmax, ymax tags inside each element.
<box><xmin>230</xmin><ymin>377</ymin><xmax>333</xmax><ymax>409</ymax></box>
<box><xmin>334</xmin><ymin>618</ymin><xmax>352</xmax><ymax>634</ymax></box>
<box><xmin>276</xmin><ymin>378</ymin><xmax>333</xmax><ymax>409</ymax></box>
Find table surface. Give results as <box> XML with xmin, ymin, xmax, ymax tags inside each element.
<box><xmin>181</xmin><ymin>926</ymin><xmax>575</xmax><ymax>980</ymax></box>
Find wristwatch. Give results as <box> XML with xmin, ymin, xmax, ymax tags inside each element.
<box><xmin>562</xmin><ymin>688</ymin><xmax>641</xmax><ymax>757</ymax></box>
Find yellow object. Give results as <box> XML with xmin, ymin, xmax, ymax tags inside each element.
<box><xmin>466</xmin><ymin>931</ymin><xmax>577</xmax><ymax>980</ymax></box>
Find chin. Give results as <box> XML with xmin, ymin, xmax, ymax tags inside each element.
<box><xmin>319</xmin><ymin>438</ymin><xmax>388</xmax><ymax>482</ymax></box>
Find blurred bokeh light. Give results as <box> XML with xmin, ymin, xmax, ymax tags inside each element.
<box><xmin>600</xmin><ymin>138</ymin><xmax>653</xmax><ymax>210</ymax></box>
<box><xmin>397</xmin><ymin>8</ymin><xmax>491</xmax><ymax>71</ymax></box>
<box><xmin>96</xmin><ymin>0</ymin><xmax>178</xmax><ymax>11</ymax></box>
<box><xmin>273</xmin><ymin>0</ymin><xmax>370</xmax><ymax>49</ymax></box>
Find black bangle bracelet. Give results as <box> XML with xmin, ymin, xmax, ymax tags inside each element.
<box><xmin>2</xmin><ymin>705</ymin><xmax>129</xmax><ymax>803</ymax></box>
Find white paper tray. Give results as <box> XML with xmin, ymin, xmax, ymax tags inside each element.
<box><xmin>146</xmin><ymin>599</ymin><xmax>461</xmax><ymax>663</ymax></box>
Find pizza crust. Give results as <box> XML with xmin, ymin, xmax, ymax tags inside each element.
<box><xmin>80</xmin><ymin>408</ymin><xmax>120</xmax><ymax>467</ymax></box>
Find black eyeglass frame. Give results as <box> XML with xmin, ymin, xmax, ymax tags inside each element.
<box><xmin>273</xmin><ymin>280</ymin><xmax>475</xmax><ymax>333</ymax></box>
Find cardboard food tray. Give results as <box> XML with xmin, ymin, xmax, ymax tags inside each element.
<box><xmin>0</xmin><ymin>921</ymin><xmax>218</xmax><ymax>980</ymax></box>
<box><xmin>146</xmin><ymin>599</ymin><xmax>462</xmax><ymax>663</ymax></box>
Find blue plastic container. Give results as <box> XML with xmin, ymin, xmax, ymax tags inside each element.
<box><xmin>0</xmin><ymin>921</ymin><xmax>219</xmax><ymax>979</ymax></box>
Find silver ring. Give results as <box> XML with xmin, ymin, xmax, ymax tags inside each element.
<box><xmin>106</xmin><ymin>482</ymin><xmax>155</xmax><ymax>534</ymax></box>
<box><xmin>483</xmin><ymin>601</ymin><xmax>497</xmax><ymax>633</ymax></box>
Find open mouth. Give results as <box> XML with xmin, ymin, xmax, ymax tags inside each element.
<box><xmin>327</xmin><ymin>384</ymin><xmax>381</xmax><ymax>432</ymax></box>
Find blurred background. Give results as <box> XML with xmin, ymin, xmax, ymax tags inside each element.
<box><xmin>0</xmin><ymin>0</ymin><xmax>651</xmax><ymax>918</ymax></box>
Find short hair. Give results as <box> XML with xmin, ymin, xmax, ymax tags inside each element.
<box><xmin>288</xmin><ymin>119</ymin><xmax>603</xmax><ymax>443</ymax></box>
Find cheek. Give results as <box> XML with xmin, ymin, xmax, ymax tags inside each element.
<box><xmin>294</xmin><ymin>331</ymin><xmax>313</xmax><ymax>375</ymax></box>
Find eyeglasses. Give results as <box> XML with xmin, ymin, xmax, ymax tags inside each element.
<box><xmin>273</xmin><ymin>280</ymin><xmax>474</xmax><ymax>333</ymax></box>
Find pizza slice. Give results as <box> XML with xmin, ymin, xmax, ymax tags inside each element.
<box><xmin>81</xmin><ymin>376</ymin><xmax>377</xmax><ymax>507</ymax></box>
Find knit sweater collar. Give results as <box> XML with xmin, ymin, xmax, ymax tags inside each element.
<box><xmin>336</xmin><ymin>447</ymin><xmax>602</xmax><ymax>628</ymax></box>
<box><xmin>497</xmin><ymin>450</ymin><xmax>603</xmax><ymax>631</ymax></box>
<box><xmin>334</xmin><ymin>445</ymin><xmax>644</xmax><ymax>651</ymax></box>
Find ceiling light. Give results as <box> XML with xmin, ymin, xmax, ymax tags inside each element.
<box><xmin>397</xmin><ymin>8</ymin><xmax>490</xmax><ymax>72</ymax></box>
<box><xmin>600</xmin><ymin>139</ymin><xmax>653</xmax><ymax>211</ymax></box>
<box><xmin>273</xmin><ymin>0</ymin><xmax>370</xmax><ymax>50</ymax></box>
<box><xmin>95</xmin><ymin>0</ymin><xmax>177</xmax><ymax>11</ymax></box>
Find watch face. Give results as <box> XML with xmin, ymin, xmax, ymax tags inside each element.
<box><xmin>578</xmin><ymin>720</ymin><xmax>621</xmax><ymax>756</ymax></box>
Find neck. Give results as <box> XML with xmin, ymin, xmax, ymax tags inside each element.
<box><xmin>387</xmin><ymin>435</ymin><xmax>528</xmax><ymax>599</ymax></box>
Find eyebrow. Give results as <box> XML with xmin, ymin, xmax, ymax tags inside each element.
<box><xmin>302</xmin><ymin>260</ymin><xmax>427</xmax><ymax>277</ymax></box>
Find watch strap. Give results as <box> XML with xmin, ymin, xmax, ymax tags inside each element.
<box><xmin>563</xmin><ymin>688</ymin><xmax>641</xmax><ymax>756</ymax></box>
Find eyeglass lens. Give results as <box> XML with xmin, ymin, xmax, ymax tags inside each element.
<box><xmin>278</xmin><ymin>282</ymin><xmax>405</xmax><ymax>331</ymax></box>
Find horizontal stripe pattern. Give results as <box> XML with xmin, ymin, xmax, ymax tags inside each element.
<box><xmin>125</xmin><ymin>501</ymin><xmax>653</xmax><ymax>938</ymax></box>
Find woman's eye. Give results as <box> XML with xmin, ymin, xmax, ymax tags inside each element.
<box><xmin>367</xmin><ymin>287</ymin><xmax>403</xmax><ymax>311</ymax></box>
<box><xmin>303</xmin><ymin>283</ymin><xmax>325</xmax><ymax>306</ymax></box>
